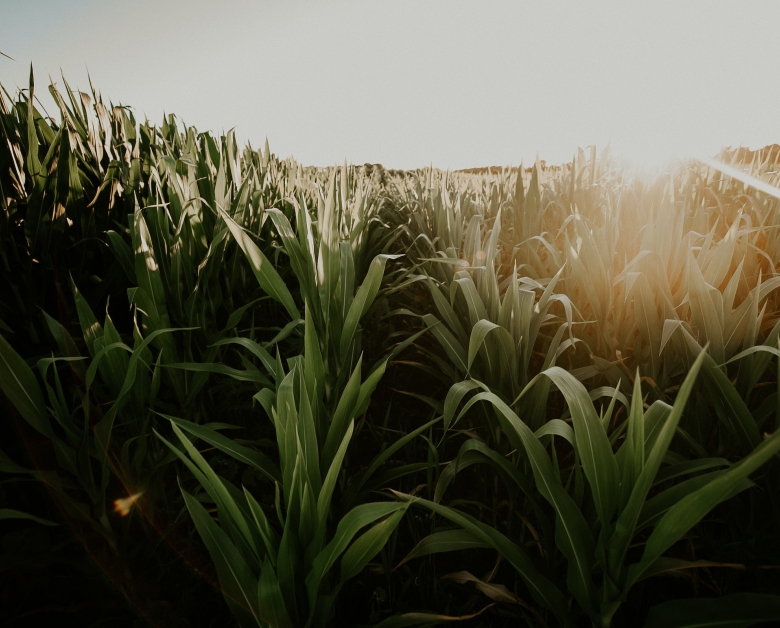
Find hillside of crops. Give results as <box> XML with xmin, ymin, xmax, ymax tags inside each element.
<box><xmin>2</xmin><ymin>75</ymin><xmax>780</xmax><ymax>628</ymax></box>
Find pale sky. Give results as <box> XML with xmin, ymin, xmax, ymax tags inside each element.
<box><xmin>1</xmin><ymin>0</ymin><xmax>778</xmax><ymax>170</ymax></box>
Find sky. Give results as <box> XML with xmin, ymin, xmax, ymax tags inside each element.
<box><xmin>1</xmin><ymin>0</ymin><xmax>779</xmax><ymax>170</ymax></box>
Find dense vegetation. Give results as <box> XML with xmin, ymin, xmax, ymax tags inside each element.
<box><xmin>2</xmin><ymin>72</ymin><xmax>780</xmax><ymax>627</ymax></box>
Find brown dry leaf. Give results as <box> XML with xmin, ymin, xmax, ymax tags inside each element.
<box><xmin>442</xmin><ymin>571</ymin><xmax>521</xmax><ymax>605</ymax></box>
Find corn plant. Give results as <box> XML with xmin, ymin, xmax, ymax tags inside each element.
<box><xmin>219</xmin><ymin>166</ymin><xmax>401</xmax><ymax>413</ymax></box>
<box><xmin>0</xmin><ymin>286</ymin><xmax>205</xmax><ymax>537</ymax></box>
<box><xmin>0</xmin><ymin>328</ymin><xmax>117</xmax><ymax>541</ymax></box>
<box><xmin>391</xmin><ymin>169</ymin><xmax>577</xmax><ymax>429</ymax></box>
<box><xmin>157</xmin><ymin>308</ymin><xmax>410</xmax><ymax>628</ymax></box>
<box><xmin>395</xmin><ymin>348</ymin><xmax>780</xmax><ymax>625</ymax></box>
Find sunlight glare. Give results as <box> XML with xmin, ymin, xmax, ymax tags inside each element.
<box><xmin>114</xmin><ymin>492</ymin><xmax>144</xmax><ymax>517</ymax></box>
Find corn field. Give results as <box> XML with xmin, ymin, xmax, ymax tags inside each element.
<box><xmin>1</xmin><ymin>73</ymin><xmax>780</xmax><ymax>627</ymax></box>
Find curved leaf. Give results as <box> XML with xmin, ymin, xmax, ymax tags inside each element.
<box><xmin>396</xmin><ymin>529</ymin><xmax>490</xmax><ymax>568</ymax></box>
<box><xmin>218</xmin><ymin>206</ymin><xmax>300</xmax><ymax>320</ymax></box>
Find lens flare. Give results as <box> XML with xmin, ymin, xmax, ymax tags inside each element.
<box><xmin>698</xmin><ymin>157</ymin><xmax>780</xmax><ymax>201</ymax></box>
<box><xmin>113</xmin><ymin>492</ymin><xmax>143</xmax><ymax>517</ymax></box>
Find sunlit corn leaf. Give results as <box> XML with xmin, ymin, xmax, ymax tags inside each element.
<box><xmin>219</xmin><ymin>206</ymin><xmax>300</xmax><ymax>320</ymax></box>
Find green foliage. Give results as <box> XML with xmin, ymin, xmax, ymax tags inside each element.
<box><xmin>157</xmin><ymin>306</ymin><xmax>406</xmax><ymax>627</ymax></box>
<box><xmin>1</xmin><ymin>72</ymin><xmax>779</xmax><ymax>627</ymax></box>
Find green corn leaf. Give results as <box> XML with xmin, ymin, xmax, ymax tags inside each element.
<box><xmin>652</xmin><ymin>458</ymin><xmax>730</xmax><ymax>486</ymax></box>
<box><xmin>101</xmin><ymin>311</ymin><xmax>131</xmax><ymax>395</ymax></box>
<box><xmin>303</xmin><ymin>303</ymin><xmax>325</xmax><ymax>416</ymax></box>
<box><xmin>353</xmin><ymin>357</ymin><xmax>386</xmax><ymax>418</ymax></box>
<box><xmin>454</xmin><ymin>391</ymin><xmax>596</xmax><ymax>615</ymax></box>
<box><xmin>637</xmin><ymin>471</ymin><xmax>751</xmax><ymax>532</ymax></box>
<box><xmin>619</xmin><ymin>372</ymin><xmax>645</xmax><ymax>508</ymax></box>
<box><xmin>339</xmin><ymin>254</ymin><xmax>401</xmax><ymax>359</ymax></box>
<box><xmin>0</xmin><ymin>332</ymin><xmax>52</xmax><ymax>438</ymax></box>
<box><xmin>84</xmin><ymin>342</ymin><xmax>133</xmax><ymax>422</ymax></box>
<box><xmin>298</xmin><ymin>481</ymin><xmax>318</xmax><ymax>552</ymax></box>
<box><xmin>339</xmin><ymin>241</ymin><xmax>355</xmax><ymax>328</ymax></box>
<box><xmin>0</xmin><ymin>508</ymin><xmax>58</xmax><ymax>526</ymax></box>
<box><xmin>600</xmin><ymin>387</ymin><xmax>623</xmax><ymax>434</ymax></box>
<box><xmin>317</xmin><ymin>174</ymin><xmax>340</xmax><ymax>333</ymax></box>
<box><xmin>25</xmin><ymin>67</ymin><xmax>41</xmax><ymax>178</ymax></box>
<box><xmin>443</xmin><ymin>380</ymin><xmax>481</xmax><ymax>431</ymax></box>
<box><xmin>243</xmin><ymin>488</ymin><xmax>279</xmax><ymax>565</ymax></box>
<box><xmin>636</xmin><ymin>557</ymin><xmax>749</xmax><ymax>582</ymax></box>
<box><xmin>345</xmin><ymin>416</ymin><xmax>440</xmax><ymax>506</ymax></box>
<box><xmin>339</xmin><ymin>505</ymin><xmax>408</xmax><ymax>581</ymax></box>
<box><xmin>257</xmin><ymin>558</ymin><xmax>293</xmax><ymax>628</ymax></box>
<box><xmin>641</xmin><ymin>401</ymin><xmax>673</xmax><ymax>455</ymax></box>
<box><xmin>276</xmin><ymin>505</ymin><xmax>303</xmax><ymax>623</ymax></box>
<box><xmin>608</xmin><ymin>348</ymin><xmax>706</xmax><ymax>583</ymax></box>
<box><xmin>434</xmin><ymin>438</ymin><xmax>537</xmax><ymax>509</ymax></box>
<box><xmin>180</xmin><ymin>486</ymin><xmax>262</xmax><ymax>627</ymax></box>
<box><xmin>370</xmin><ymin>327</ymin><xmax>428</xmax><ymax>376</ymax></box>
<box><xmin>70</xmin><ymin>276</ymin><xmax>103</xmax><ymax>358</ymax></box>
<box><xmin>305</xmin><ymin>502</ymin><xmax>408</xmax><ymax>610</ymax></box>
<box><xmin>453</xmin><ymin>274</ymin><xmax>489</xmax><ymax>328</ymax></box>
<box><xmin>0</xmin><ymin>447</ymin><xmax>39</xmax><ymax>475</ymax></box>
<box><xmin>396</xmin><ymin>529</ymin><xmax>491</xmax><ymax>568</ymax></box>
<box><xmin>321</xmin><ymin>361</ymin><xmax>361</xmax><ymax>474</ymax></box>
<box><xmin>218</xmin><ymin>207</ymin><xmax>300</xmax><ymax>320</ymax></box>
<box><xmin>160</xmin><ymin>413</ymin><xmax>280</xmax><ymax>482</ymax></box>
<box><xmin>466</xmin><ymin>319</ymin><xmax>500</xmax><ymax>374</ymax></box>
<box><xmin>630</xmin><ymin>426</ymin><xmax>780</xmax><ymax>586</ymax></box>
<box><xmin>522</xmin><ymin>323</ymin><xmax>569</xmax><ymax>430</ymax></box>
<box><xmin>134</xmin><ymin>212</ymin><xmax>172</xmax><ymax>329</ymax></box>
<box><xmin>209</xmin><ymin>337</ymin><xmax>276</xmax><ymax>375</ymax></box>
<box><xmin>391</xmin><ymin>492</ymin><xmax>571</xmax><ymax>626</ymax></box>
<box><xmin>264</xmin><ymin>318</ymin><xmax>305</xmax><ymax>350</ymax></box>
<box><xmin>318</xmin><ymin>420</ymin><xmax>354</xmax><ymax>525</ymax></box>
<box><xmin>679</xmin><ymin>329</ymin><xmax>760</xmax><ymax>453</ymax></box>
<box><xmin>426</xmin><ymin>278</ymin><xmax>469</xmax><ymax>345</ymax></box>
<box><xmin>359</xmin><ymin>462</ymin><xmax>431</xmax><ymax>497</ymax></box>
<box><xmin>254</xmin><ymin>388</ymin><xmax>276</xmax><ymax>418</ymax></box>
<box><xmin>535</xmin><ymin>419</ymin><xmax>575</xmax><ymax>446</ymax></box>
<box><xmin>632</xmin><ymin>274</ymin><xmax>661</xmax><ymax>377</ymax></box>
<box><xmin>220</xmin><ymin>298</ymin><xmax>275</xmax><ymax>335</ymax></box>
<box><xmin>165</xmin><ymin>362</ymin><xmax>272</xmax><ymax>386</ymax></box>
<box><xmin>267</xmin><ymin>207</ymin><xmax>315</xmax><ymax>302</ymax></box>
<box><xmin>539</xmin><ymin>366</ymin><xmax>619</xmax><ymax>528</ymax></box>
<box><xmin>423</xmin><ymin>314</ymin><xmax>468</xmax><ymax>374</ymax></box>
<box><xmin>296</xmin><ymin>380</ymin><xmax>322</xmax><ymax>496</ymax></box>
<box><xmin>629</xmin><ymin>373</ymin><xmax>645</xmax><ymax>478</ymax></box>
<box><xmin>687</xmin><ymin>249</ymin><xmax>725</xmax><ymax>366</ymax></box>
<box><xmin>166</xmin><ymin>422</ymin><xmax>260</xmax><ymax>561</ymax></box>
<box><xmin>105</xmin><ymin>230</ymin><xmax>136</xmax><ymax>283</ymax></box>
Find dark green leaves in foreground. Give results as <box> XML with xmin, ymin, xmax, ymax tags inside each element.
<box><xmin>400</xmin><ymin>347</ymin><xmax>780</xmax><ymax>625</ymax></box>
